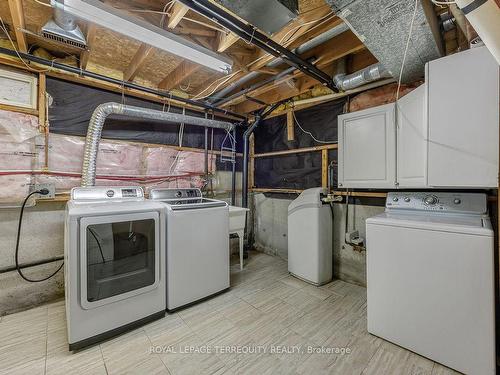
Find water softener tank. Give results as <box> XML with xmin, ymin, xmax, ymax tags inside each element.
<box><xmin>287</xmin><ymin>187</ymin><xmax>332</xmax><ymax>285</ymax></box>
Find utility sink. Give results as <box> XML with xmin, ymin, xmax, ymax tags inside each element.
<box><xmin>229</xmin><ymin>206</ymin><xmax>249</xmax><ymax>270</ymax></box>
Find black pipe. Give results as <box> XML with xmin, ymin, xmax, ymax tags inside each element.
<box><xmin>0</xmin><ymin>47</ymin><xmax>246</xmax><ymax>121</ymax></box>
<box><xmin>231</xmin><ymin>126</ymin><xmax>237</xmax><ymax>205</ymax></box>
<box><xmin>204</xmin><ymin>126</ymin><xmax>209</xmax><ymax>186</ymax></box>
<box><xmin>242</xmin><ymin>116</ymin><xmax>261</xmax><ymax>208</ymax></box>
<box><xmin>0</xmin><ymin>256</ymin><xmax>64</xmax><ymax>274</ymax></box>
<box><xmin>177</xmin><ymin>0</ymin><xmax>337</xmax><ymax>92</ymax></box>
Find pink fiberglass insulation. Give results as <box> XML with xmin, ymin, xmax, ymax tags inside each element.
<box><xmin>0</xmin><ymin>109</ymin><xmax>38</xmax><ymax>143</ymax></box>
<box><xmin>0</xmin><ymin>142</ymin><xmax>37</xmax><ymax>171</ymax></box>
<box><xmin>0</xmin><ymin>109</ymin><xmax>213</xmax><ymax>202</ymax></box>
<box><xmin>0</xmin><ymin>174</ymin><xmax>32</xmax><ymax>204</ymax></box>
<box><xmin>34</xmin><ymin>134</ymin><xmax>143</xmax><ymax>176</ymax></box>
<box><xmin>96</xmin><ymin>140</ymin><xmax>143</xmax><ymax>176</ymax></box>
<box><xmin>144</xmin><ymin>146</ymin><xmax>178</xmax><ymax>176</ymax></box>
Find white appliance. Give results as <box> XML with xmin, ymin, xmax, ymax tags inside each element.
<box><xmin>338</xmin><ymin>46</ymin><xmax>499</xmax><ymax>189</ymax></box>
<box><xmin>229</xmin><ymin>205</ymin><xmax>250</xmax><ymax>270</ymax></box>
<box><xmin>366</xmin><ymin>192</ymin><xmax>495</xmax><ymax>375</ymax></box>
<box><xmin>149</xmin><ymin>188</ymin><xmax>229</xmax><ymax>311</ymax></box>
<box><xmin>426</xmin><ymin>46</ymin><xmax>499</xmax><ymax>188</ymax></box>
<box><xmin>65</xmin><ymin>186</ymin><xmax>166</xmax><ymax>350</ymax></box>
<box><xmin>288</xmin><ymin>187</ymin><xmax>332</xmax><ymax>285</ymax></box>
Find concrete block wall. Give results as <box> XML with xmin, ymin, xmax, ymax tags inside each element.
<box><xmin>251</xmin><ymin>193</ymin><xmax>384</xmax><ymax>286</ymax></box>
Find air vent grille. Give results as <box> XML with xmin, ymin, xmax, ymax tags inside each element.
<box><xmin>41</xmin><ymin>30</ymin><xmax>87</xmax><ymax>50</ymax></box>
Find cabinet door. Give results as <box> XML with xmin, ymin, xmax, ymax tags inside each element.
<box><xmin>396</xmin><ymin>85</ymin><xmax>427</xmax><ymax>188</ymax></box>
<box><xmin>427</xmin><ymin>46</ymin><xmax>499</xmax><ymax>188</ymax></box>
<box><xmin>338</xmin><ymin>103</ymin><xmax>396</xmax><ymax>188</ymax></box>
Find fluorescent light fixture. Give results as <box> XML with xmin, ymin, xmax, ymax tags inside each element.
<box><xmin>51</xmin><ymin>0</ymin><xmax>232</xmax><ymax>73</ymax></box>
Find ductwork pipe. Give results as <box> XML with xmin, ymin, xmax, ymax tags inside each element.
<box><xmin>81</xmin><ymin>102</ymin><xmax>234</xmax><ymax>187</ymax></box>
<box><xmin>211</xmin><ymin>23</ymin><xmax>349</xmax><ymax>105</ymax></box>
<box><xmin>333</xmin><ymin>61</ymin><xmax>392</xmax><ymax>91</ymax></box>
<box><xmin>53</xmin><ymin>7</ymin><xmax>78</xmax><ymax>31</ymax></box>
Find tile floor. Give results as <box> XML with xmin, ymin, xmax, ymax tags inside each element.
<box><xmin>0</xmin><ymin>251</ymin><xmax>460</xmax><ymax>375</ymax></box>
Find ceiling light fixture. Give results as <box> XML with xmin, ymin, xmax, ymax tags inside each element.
<box><xmin>50</xmin><ymin>0</ymin><xmax>232</xmax><ymax>73</ymax></box>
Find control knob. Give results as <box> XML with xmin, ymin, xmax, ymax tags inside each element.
<box><xmin>454</xmin><ymin>198</ymin><xmax>461</xmax><ymax>204</ymax></box>
<box><xmin>424</xmin><ymin>195</ymin><xmax>438</xmax><ymax>205</ymax></box>
<box><xmin>175</xmin><ymin>191</ymin><xmax>182</xmax><ymax>198</ymax></box>
<box><xmin>404</xmin><ymin>197</ymin><xmax>410</xmax><ymax>202</ymax></box>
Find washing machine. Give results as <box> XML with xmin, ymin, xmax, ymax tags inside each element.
<box><xmin>366</xmin><ymin>192</ymin><xmax>495</xmax><ymax>375</ymax></box>
<box><xmin>149</xmin><ymin>188</ymin><xmax>229</xmax><ymax>311</ymax></box>
<box><xmin>65</xmin><ymin>186</ymin><xmax>166</xmax><ymax>350</ymax></box>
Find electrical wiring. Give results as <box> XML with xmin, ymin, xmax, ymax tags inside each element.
<box><xmin>278</xmin><ymin>12</ymin><xmax>334</xmax><ymax>45</ymax></box>
<box><xmin>0</xmin><ymin>16</ymin><xmax>58</xmax><ymax>73</ymax></box>
<box><xmin>430</xmin><ymin>0</ymin><xmax>457</xmax><ymax>5</ymax></box>
<box><xmin>192</xmin><ymin>71</ymin><xmax>240</xmax><ymax>99</ymax></box>
<box><xmin>396</xmin><ymin>0</ymin><xmax>419</xmax><ymax>101</ymax></box>
<box><xmin>33</xmin><ymin>0</ymin><xmax>51</xmax><ymax>7</ymax></box>
<box><xmin>292</xmin><ymin>110</ymin><xmax>336</xmax><ymax>144</ymax></box>
<box><xmin>15</xmin><ymin>190</ymin><xmax>64</xmax><ymax>283</ymax></box>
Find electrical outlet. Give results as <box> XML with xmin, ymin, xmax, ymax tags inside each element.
<box><xmin>345</xmin><ymin>230</ymin><xmax>359</xmax><ymax>243</ymax></box>
<box><xmin>29</xmin><ymin>183</ymin><xmax>55</xmax><ymax>199</ymax></box>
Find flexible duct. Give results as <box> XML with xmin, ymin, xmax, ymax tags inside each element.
<box><xmin>211</xmin><ymin>23</ymin><xmax>349</xmax><ymax>105</ymax></box>
<box><xmin>81</xmin><ymin>102</ymin><xmax>234</xmax><ymax>187</ymax></box>
<box><xmin>333</xmin><ymin>61</ymin><xmax>391</xmax><ymax>91</ymax></box>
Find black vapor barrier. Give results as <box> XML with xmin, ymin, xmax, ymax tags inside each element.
<box><xmin>253</xmin><ymin>99</ymin><xmax>345</xmax><ymax>190</ymax></box>
<box><xmin>46</xmin><ymin>78</ymin><xmax>243</xmax><ymax>171</ymax></box>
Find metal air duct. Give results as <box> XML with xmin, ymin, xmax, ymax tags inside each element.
<box><xmin>326</xmin><ymin>0</ymin><xmax>443</xmax><ymax>82</ymax></box>
<box><xmin>41</xmin><ymin>7</ymin><xmax>87</xmax><ymax>49</ymax></box>
<box><xmin>333</xmin><ymin>60</ymin><xmax>391</xmax><ymax>91</ymax></box>
<box><xmin>81</xmin><ymin>102</ymin><xmax>234</xmax><ymax>187</ymax></box>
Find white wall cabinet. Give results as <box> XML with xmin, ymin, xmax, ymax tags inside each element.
<box><xmin>338</xmin><ymin>46</ymin><xmax>499</xmax><ymax>189</ymax></box>
<box><xmin>338</xmin><ymin>86</ymin><xmax>426</xmax><ymax>189</ymax></box>
<box><xmin>338</xmin><ymin>103</ymin><xmax>396</xmax><ymax>188</ymax></box>
<box><xmin>397</xmin><ymin>84</ymin><xmax>427</xmax><ymax>188</ymax></box>
<box><xmin>426</xmin><ymin>46</ymin><xmax>499</xmax><ymax>188</ymax></box>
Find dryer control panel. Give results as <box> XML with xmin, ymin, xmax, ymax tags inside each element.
<box><xmin>386</xmin><ymin>192</ymin><xmax>487</xmax><ymax>215</ymax></box>
<box><xmin>71</xmin><ymin>186</ymin><xmax>144</xmax><ymax>200</ymax></box>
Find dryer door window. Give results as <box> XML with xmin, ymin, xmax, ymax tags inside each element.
<box><xmin>80</xmin><ymin>212</ymin><xmax>160</xmax><ymax>309</ymax></box>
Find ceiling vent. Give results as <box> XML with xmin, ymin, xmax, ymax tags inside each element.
<box><xmin>215</xmin><ymin>0</ymin><xmax>298</xmax><ymax>35</ymax></box>
<box><xmin>41</xmin><ymin>7</ymin><xmax>87</xmax><ymax>49</ymax></box>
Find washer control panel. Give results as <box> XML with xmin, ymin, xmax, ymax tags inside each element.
<box><xmin>149</xmin><ymin>188</ymin><xmax>202</xmax><ymax>200</ymax></box>
<box><xmin>386</xmin><ymin>192</ymin><xmax>487</xmax><ymax>215</ymax></box>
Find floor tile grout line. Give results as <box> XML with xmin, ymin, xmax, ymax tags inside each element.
<box><xmin>143</xmin><ymin>327</ymin><xmax>172</xmax><ymax>375</ymax></box>
<box><xmin>98</xmin><ymin>344</ymin><xmax>110</xmax><ymax>375</ymax></box>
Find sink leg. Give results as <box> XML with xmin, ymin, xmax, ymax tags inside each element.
<box><xmin>237</xmin><ymin>230</ymin><xmax>244</xmax><ymax>270</ymax></box>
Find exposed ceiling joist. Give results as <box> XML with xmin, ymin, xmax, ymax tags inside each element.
<box><xmin>167</xmin><ymin>2</ymin><xmax>190</xmax><ymax>29</ymax></box>
<box><xmin>123</xmin><ymin>43</ymin><xmax>153</xmax><ymax>81</ymax></box>
<box><xmin>79</xmin><ymin>24</ymin><xmax>97</xmax><ymax>70</ymax></box>
<box><xmin>7</xmin><ymin>0</ymin><xmax>27</xmax><ymax>53</ymax></box>
<box><xmin>232</xmin><ymin>32</ymin><xmax>367</xmax><ymax>113</ymax></box>
<box><xmin>177</xmin><ymin>0</ymin><xmax>335</xmax><ymax>91</ymax></box>
<box><xmin>193</xmin><ymin>5</ymin><xmax>336</xmax><ymax>98</ymax></box>
<box><xmin>177</xmin><ymin>24</ymin><xmax>216</xmax><ymax>37</ymax></box>
<box><xmin>217</xmin><ymin>31</ymin><xmax>239</xmax><ymax>52</ymax></box>
<box><xmin>158</xmin><ymin>60</ymin><xmax>200</xmax><ymax>90</ymax></box>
